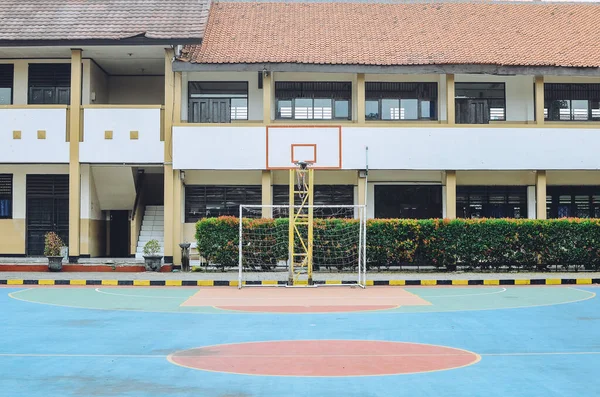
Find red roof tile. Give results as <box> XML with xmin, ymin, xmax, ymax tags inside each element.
<box><xmin>180</xmin><ymin>2</ymin><xmax>600</xmax><ymax>68</ymax></box>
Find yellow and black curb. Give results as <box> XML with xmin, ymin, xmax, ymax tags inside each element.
<box><xmin>1</xmin><ymin>278</ymin><xmax>599</xmax><ymax>287</ymax></box>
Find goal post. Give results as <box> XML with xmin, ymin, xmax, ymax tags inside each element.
<box><xmin>238</xmin><ymin>204</ymin><xmax>367</xmax><ymax>288</ymax></box>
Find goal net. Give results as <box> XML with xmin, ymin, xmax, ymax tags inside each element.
<box><xmin>238</xmin><ymin>205</ymin><xmax>367</xmax><ymax>288</ymax></box>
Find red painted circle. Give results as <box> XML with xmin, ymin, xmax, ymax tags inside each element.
<box><xmin>214</xmin><ymin>305</ymin><xmax>398</xmax><ymax>313</ymax></box>
<box><xmin>168</xmin><ymin>340</ymin><xmax>480</xmax><ymax>377</ymax></box>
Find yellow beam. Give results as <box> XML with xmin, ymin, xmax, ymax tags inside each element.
<box><xmin>445</xmin><ymin>170</ymin><xmax>457</xmax><ymax>219</ymax></box>
<box><xmin>535</xmin><ymin>76</ymin><xmax>545</xmax><ymax>125</ymax></box>
<box><xmin>69</xmin><ymin>49</ymin><xmax>83</xmax><ymax>259</ymax></box>
<box><xmin>536</xmin><ymin>170</ymin><xmax>547</xmax><ymax>219</ymax></box>
<box><xmin>446</xmin><ymin>74</ymin><xmax>455</xmax><ymax>125</ymax></box>
<box><xmin>261</xmin><ymin>170</ymin><xmax>272</xmax><ymax>218</ymax></box>
<box><xmin>263</xmin><ymin>71</ymin><xmax>272</xmax><ymax>123</ymax></box>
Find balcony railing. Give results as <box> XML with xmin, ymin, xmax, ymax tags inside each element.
<box><xmin>0</xmin><ymin>105</ymin><xmax>69</xmax><ymax>163</ymax></box>
<box><xmin>80</xmin><ymin>106</ymin><xmax>164</xmax><ymax>164</ymax></box>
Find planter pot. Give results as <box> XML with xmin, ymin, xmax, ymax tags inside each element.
<box><xmin>47</xmin><ymin>256</ymin><xmax>63</xmax><ymax>272</ymax></box>
<box><xmin>144</xmin><ymin>255</ymin><xmax>163</xmax><ymax>272</ymax></box>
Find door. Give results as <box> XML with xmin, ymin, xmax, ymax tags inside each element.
<box><xmin>189</xmin><ymin>98</ymin><xmax>231</xmax><ymax>123</ymax></box>
<box><xmin>456</xmin><ymin>99</ymin><xmax>489</xmax><ymax>124</ymax></box>
<box><xmin>109</xmin><ymin>210</ymin><xmax>130</xmax><ymax>257</ymax></box>
<box><xmin>26</xmin><ymin>175</ymin><xmax>69</xmax><ymax>256</ymax></box>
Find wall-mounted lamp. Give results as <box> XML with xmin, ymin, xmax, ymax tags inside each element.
<box><xmin>180</xmin><ymin>171</ymin><xmax>186</xmax><ymax>182</ymax></box>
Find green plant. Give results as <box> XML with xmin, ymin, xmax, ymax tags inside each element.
<box><xmin>143</xmin><ymin>239</ymin><xmax>162</xmax><ymax>256</ymax></box>
<box><xmin>44</xmin><ymin>232</ymin><xmax>63</xmax><ymax>257</ymax></box>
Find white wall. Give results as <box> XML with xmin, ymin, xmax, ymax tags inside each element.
<box><xmin>0</xmin><ymin>108</ymin><xmax>69</xmax><ymax>163</ymax></box>
<box><xmin>174</xmin><ymin>125</ymin><xmax>600</xmax><ymax>171</ymax></box>
<box><xmin>108</xmin><ymin>76</ymin><xmax>164</xmax><ymax>105</ymax></box>
<box><xmin>182</xmin><ymin>71</ymin><xmax>263</xmax><ymax>121</ymax></box>
<box><xmin>88</xmin><ymin>62</ymin><xmax>109</xmax><ymax>104</ymax></box>
<box><xmin>80</xmin><ymin>108</ymin><xmax>163</xmax><ymax>163</ymax></box>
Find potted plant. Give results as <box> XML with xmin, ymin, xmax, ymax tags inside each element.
<box><xmin>44</xmin><ymin>232</ymin><xmax>64</xmax><ymax>272</ymax></box>
<box><xmin>143</xmin><ymin>239</ymin><xmax>163</xmax><ymax>271</ymax></box>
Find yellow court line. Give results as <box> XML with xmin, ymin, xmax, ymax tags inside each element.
<box><xmin>133</xmin><ymin>280</ymin><xmax>150</xmax><ymax>286</ymax></box>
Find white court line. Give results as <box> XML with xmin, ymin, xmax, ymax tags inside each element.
<box><xmin>1</xmin><ymin>351</ymin><xmax>600</xmax><ymax>358</ymax></box>
<box><xmin>94</xmin><ymin>288</ymin><xmax>187</xmax><ymax>299</ymax></box>
<box><xmin>416</xmin><ymin>288</ymin><xmax>507</xmax><ymax>298</ymax></box>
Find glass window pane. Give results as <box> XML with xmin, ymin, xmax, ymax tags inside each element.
<box><xmin>313</xmin><ymin>98</ymin><xmax>332</xmax><ymax>120</ymax></box>
<box><xmin>0</xmin><ymin>88</ymin><xmax>10</xmax><ymax>104</ymax></box>
<box><xmin>382</xmin><ymin>99</ymin><xmax>400</xmax><ymax>120</ymax></box>
<box><xmin>572</xmin><ymin>100</ymin><xmax>589</xmax><ymax>121</ymax></box>
<box><xmin>421</xmin><ymin>100</ymin><xmax>431</xmax><ymax>119</ymax></box>
<box><xmin>366</xmin><ymin>100</ymin><xmax>379</xmax><ymax>120</ymax></box>
<box><xmin>294</xmin><ymin>98</ymin><xmax>312</xmax><ymax>119</ymax></box>
<box><xmin>592</xmin><ymin>101</ymin><xmax>600</xmax><ymax>121</ymax></box>
<box><xmin>230</xmin><ymin>98</ymin><xmax>248</xmax><ymax>120</ymax></box>
<box><xmin>400</xmin><ymin>99</ymin><xmax>418</xmax><ymax>120</ymax></box>
<box><xmin>334</xmin><ymin>99</ymin><xmax>349</xmax><ymax>119</ymax></box>
<box><xmin>277</xmin><ymin>100</ymin><xmax>293</xmax><ymax>118</ymax></box>
<box><xmin>548</xmin><ymin>99</ymin><xmax>570</xmax><ymax>121</ymax></box>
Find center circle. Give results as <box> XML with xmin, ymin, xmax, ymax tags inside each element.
<box><xmin>167</xmin><ymin>340</ymin><xmax>480</xmax><ymax>377</ymax></box>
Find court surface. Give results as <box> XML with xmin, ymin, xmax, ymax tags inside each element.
<box><xmin>1</xmin><ymin>285</ymin><xmax>599</xmax><ymax>396</ymax></box>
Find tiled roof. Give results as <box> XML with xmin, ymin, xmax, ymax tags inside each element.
<box><xmin>180</xmin><ymin>1</ymin><xmax>600</xmax><ymax>68</ymax></box>
<box><xmin>0</xmin><ymin>0</ymin><xmax>210</xmax><ymax>42</ymax></box>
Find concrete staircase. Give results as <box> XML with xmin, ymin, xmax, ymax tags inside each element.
<box><xmin>135</xmin><ymin>205</ymin><xmax>164</xmax><ymax>260</ymax></box>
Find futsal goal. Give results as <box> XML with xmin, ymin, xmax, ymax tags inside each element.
<box><xmin>238</xmin><ymin>204</ymin><xmax>367</xmax><ymax>288</ymax></box>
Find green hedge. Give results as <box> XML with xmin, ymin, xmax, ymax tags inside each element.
<box><xmin>196</xmin><ymin>217</ymin><xmax>600</xmax><ymax>271</ymax></box>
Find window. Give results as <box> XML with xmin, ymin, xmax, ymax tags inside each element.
<box><xmin>544</xmin><ymin>84</ymin><xmax>600</xmax><ymax>121</ymax></box>
<box><xmin>184</xmin><ymin>185</ymin><xmax>261</xmax><ymax>222</ymax></box>
<box><xmin>0</xmin><ymin>174</ymin><xmax>12</xmax><ymax>219</ymax></box>
<box><xmin>273</xmin><ymin>185</ymin><xmax>354</xmax><ymax>218</ymax></box>
<box><xmin>28</xmin><ymin>64</ymin><xmax>71</xmax><ymax>104</ymax></box>
<box><xmin>188</xmin><ymin>82</ymin><xmax>248</xmax><ymax>123</ymax></box>
<box><xmin>0</xmin><ymin>64</ymin><xmax>14</xmax><ymax>104</ymax></box>
<box><xmin>374</xmin><ymin>185</ymin><xmax>442</xmax><ymax>219</ymax></box>
<box><xmin>365</xmin><ymin>82</ymin><xmax>437</xmax><ymax>120</ymax></box>
<box><xmin>457</xmin><ymin>186</ymin><xmax>527</xmax><ymax>219</ymax></box>
<box><xmin>455</xmin><ymin>83</ymin><xmax>506</xmax><ymax>124</ymax></box>
<box><xmin>275</xmin><ymin>82</ymin><xmax>351</xmax><ymax>120</ymax></box>
<box><xmin>546</xmin><ymin>186</ymin><xmax>600</xmax><ymax>219</ymax></box>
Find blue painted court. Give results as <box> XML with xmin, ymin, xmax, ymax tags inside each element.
<box><xmin>1</xmin><ymin>285</ymin><xmax>599</xmax><ymax>396</ymax></box>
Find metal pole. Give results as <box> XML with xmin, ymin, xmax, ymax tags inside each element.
<box><xmin>357</xmin><ymin>205</ymin><xmax>363</xmax><ymax>287</ymax></box>
<box><xmin>238</xmin><ymin>205</ymin><xmax>243</xmax><ymax>289</ymax></box>
<box><xmin>288</xmin><ymin>169</ymin><xmax>295</xmax><ymax>286</ymax></box>
<box><xmin>363</xmin><ymin>146</ymin><xmax>369</xmax><ymax>287</ymax></box>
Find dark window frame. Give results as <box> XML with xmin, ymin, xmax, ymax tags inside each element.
<box><xmin>273</xmin><ymin>185</ymin><xmax>355</xmax><ymax>218</ymax></box>
<box><xmin>544</xmin><ymin>83</ymin><xmax>600</xmax><ymax>122</ymax></box>
<box><xmin>0</xmin><ymin>64</ymin><xmax>14</xmax><ymax>105</ymax></box>
<box><xmin>184</xmin><ymin>185</ymin><xmax>261</xmax><ymax>222</ymax></box>
<box><xmin>188</xmin><ymin>81</ymin><xmax>249</xmax><ymax>123</ymax></box>
<box><xmin>374</xmin><ymin>185</ymin><xmax>442</xmax><ymax>219</ymax></box>
<box><xmin>455</xmin><ymin>82</ymin><xmax>507</xmax><ymax>123</ymax></box>
<box><xmin>27</xmin><ymin>63</ymin><xmax>71</xmax><ymax>105</ymax></box>
<box><xmin>275</xmin><ymin>81</ymin><xmax>352</xmax><ymax>120</ymax></box>
<box><xmin>365</xmin><ymin>82</ymin><xmax>438</xmax><ymax>121</ymax></box>
<box><xmin>546</xmin><ymin>186</ymin><xmax>600</xmax><ymax>219</ymax></box>
<box><xmin>457</xmin><ymin>186</ymin><xmax>528</xmax><ymax>219</ymax></box>
<box><xmin>0</xmin><ymin>174</ymin><xmax>13</xmax><ymax>219</ymax></box>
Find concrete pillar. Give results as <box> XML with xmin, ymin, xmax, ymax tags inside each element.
<box><xmin>68</xmin><ymin>49</ymin><xmax>82</xmax><ymax>261</ymax></box>
<box><xmin>536</xmin><ymin>170</ymin><xmax>547</xmax><ymax>220</ymax></box>
<box><xmin>445</xmin><ymin>170</ymin><xmax>457</xmax><ymax>219</ymax></box>
<box><xmin>163</xmin><ymin>49</ymin><xmax>175</xmax><ymax>264</ymax></box>
<box><xmin>535</xmin><ymin>75</ymin><xmax>545</xmax><ymax>125</ymax></box>
<box><xmin>261</xmin><ymin>170</ymin><xmax>273</xmax><ymax>218</ymax></box>
<box><xmin>446</xmin><ymin>74</ymin><xmax>455</xmax><ymax>125</ymax></box>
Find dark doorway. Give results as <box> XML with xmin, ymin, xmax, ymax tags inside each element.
<box><xmin>109</xmin><ymin>211</ymin><xmax>130</xmax><ymax>257</ymax></box>
<box><xmin>26</xmin><ymin>175</ymin><xmax>69</xmax><ymax>256</ymax></box>
<box><xmin>456</xmin><ymin>99</ymin><xmax>489</xmax><ymax>124</ymax></box>
<box><xmin>189</xmin><ymin>98</ymin><xmax>231</xmax><ymax>123</ymax></box>
<box><xmin>375</xmin><ymin>185</ymin><xmax>442</xmax><ymax>219</ymax></box>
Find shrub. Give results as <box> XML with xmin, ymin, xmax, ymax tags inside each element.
<box><xmin>44</xmin><ymin>232</ymin><xmax>63</xmax><ymax>257</ymax></box>
<box><xmin>195</xmin><ymin>217</ymin><xmax>600</xmax><ymax>271</ymax></box>
<box><xmin>143</xmin><ymin>239</ymin><xmax>162</xmax><ymax>256</ymax></box>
